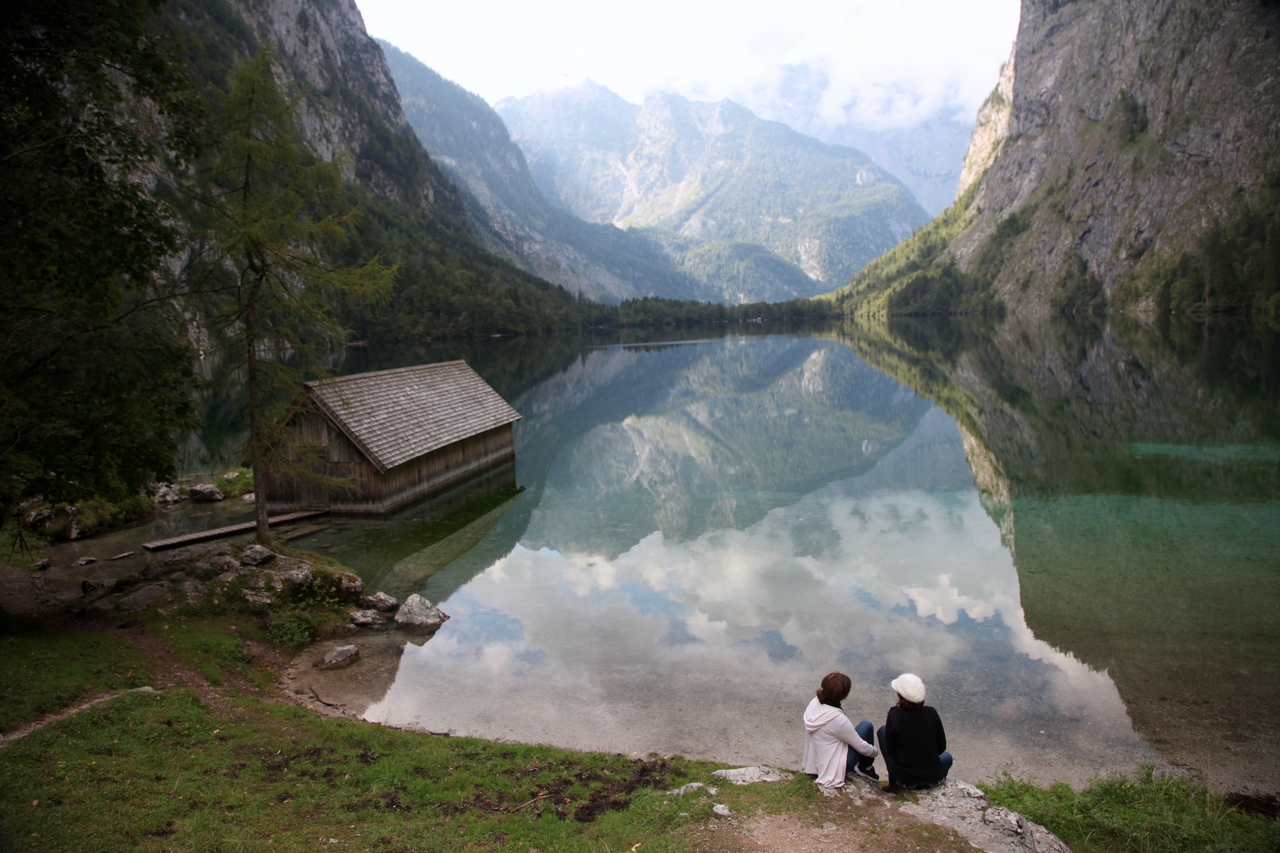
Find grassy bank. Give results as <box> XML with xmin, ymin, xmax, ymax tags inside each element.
<box><xmin>1</xmin><ymin>686</ymin><xmax>757</xmax><ymax>852</ymax></box>
<box><xmin>2</xmin><ymin>552</ymin><xmax>1278</xmax><ymax>852</ymax></box>
<box><xmin>0</xmin><ymin>618</ymin><xmax>151</xmax><ymax>734</ymax></box>
<box><xmin>983</xmin><ymin>770</ymin><xmax>1280</xmax><ymax>853</ymax></box>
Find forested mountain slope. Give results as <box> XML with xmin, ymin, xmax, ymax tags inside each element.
<box><xmin>830</xmin><ymin>0</ymin><xmax>1280</xmax><ymax>319</ymax></box>
<box><xmin>497</xmin><ymin>84</ymin><xmax>931</xmax><ymax>298</ymax></box>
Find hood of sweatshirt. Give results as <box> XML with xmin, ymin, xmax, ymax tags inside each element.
<box><xmin>803</xmin><ymin>696</ymin><xmax>844</xmax><ymax>732</ymax></box>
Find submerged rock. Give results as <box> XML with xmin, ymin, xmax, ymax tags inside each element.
<box><xmin>394</xmin><ymin>594</ymin><xmax>449</xmax><ymax>631</ymax></box>
<box><xmin>317</xmin><ymin>644</ymin><xmax>360</xmax><ymax>670</ymax></box>
<box><xmin>188</xmin><ymin>484</ymin><xmax>224</xmax><ymax>502</ymax></box>
<box><xmin>360</xmin><ymin>591</ymin><xmax>399</xmax><ymax>612</ymax></box>
<box><xmin>241</xmin><ymin>544</ymin><xmax>276</xmax><ymax>566</ymax></box>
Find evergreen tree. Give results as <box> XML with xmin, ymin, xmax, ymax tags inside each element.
<box><xmin>192</xmin><ymin>47</ymin><xmax>393</xmax><ymax>542</ymax></box>
<box><xmin>0</xmin><ymin>0</ymin><xmax>203</xmax><ymax>533</ymax></box>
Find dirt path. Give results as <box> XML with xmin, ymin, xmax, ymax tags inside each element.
<box><xmin>0</xmin><ymin>686</ymin><xmax>160</xmax><ymax>748</ymax></box>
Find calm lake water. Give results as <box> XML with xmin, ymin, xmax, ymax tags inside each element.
<box><xmin>112</xmin><ymin>319</ymin><xmax>1280</xmax><ymax>791</ymax></box>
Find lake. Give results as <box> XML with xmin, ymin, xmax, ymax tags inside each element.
<box><xmin>150</xmin><ymin>318</ymin><xmax>1280</xmax><ymax>792</ymax></box>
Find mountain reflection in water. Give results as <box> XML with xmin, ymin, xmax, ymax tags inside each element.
<box><xmin>839</xmin><ymin>314</ymin><xmax>1280</xmax><ymax>793</ymax></box>
<box><xmin>335</xmin><ymin>335</ymin><xmax>1155</xmax><ymax>787</ymax></box>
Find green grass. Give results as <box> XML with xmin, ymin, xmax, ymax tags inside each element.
<box><xmin>160</xmin><ymin>615</ymin><xmax>266</xmax><ymax>688</ymax></box>
<box><xmin>212</xmin><ymin>468</ymin><xmax>254</xmax><ymax>498</ymax></box>
<box><xmin>0</xmin><ymin>618</ymin><xmax>151</xmax><ymax>733</ymax></box>
<box><xmin>982</xmin><ymin>768</ymin><xmax>1280</xmax><ymax>853</ymax></box>
<box><xmin>0</xmin><ymin>686</ymin><xmax>815</xmax><ymax>853</ymax></box>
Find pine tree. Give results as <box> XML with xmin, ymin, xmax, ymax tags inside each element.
<box><xmin>195</xmin><ymin>47</ymin><xmax>393</xmax><ymax>542</ymax></box>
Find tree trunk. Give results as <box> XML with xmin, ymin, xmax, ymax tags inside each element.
<box><xmin>245</xmin><ymin>271</ymin><xmax>270</xmax><ymax>544</ymax></box>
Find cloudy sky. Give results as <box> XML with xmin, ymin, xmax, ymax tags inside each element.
<box><xmin>356</xmin><ymin>0</ymin><xmax>1021</xmax><ymax>132</ymax></box>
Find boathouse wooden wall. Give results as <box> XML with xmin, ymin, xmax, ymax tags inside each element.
<box><xmin>263</xmin><ymin>415</ymin><xmax>515</xmax><ymax>515</ymax></box>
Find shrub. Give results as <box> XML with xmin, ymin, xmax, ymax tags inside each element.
<box><xmin>267</xmin><ymin>609</ymin><xmax>326</xmax><ymax>652</ymax></box>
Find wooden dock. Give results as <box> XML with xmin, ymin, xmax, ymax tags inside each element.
<box><xmin>141</xmin><ymin>511</ymin><xmax>329</xmax><ymax>552</ymax></box>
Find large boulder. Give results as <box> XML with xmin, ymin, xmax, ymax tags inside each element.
<box><xmin>393</xmin><ymin>594</ymin><xmax>449</xmax><ymax>631</ymax></box>
<box><xmin>188</xmin><ymin>484</ymin><xmax>224</xmax><ymax>502</ymax></box>
<box><xmin>151</xmin><ymin>483</ymin><xmax>181</xmax><ymax>504</ymax></box>
<box><xmin>277</xmin><ymin>562</ymin><xmax>313</xmax><ymax>584</ymax></box>
<box><xmin>79</xmin><ymin>578</ymin><xmax>118</xmax><ymax>605</ymax></box>
<box><xmin>360</xmin><ymin>591</ymin><xmax>399</xmax><ymax>612</ymax></box>
<box><xmin>118</xmin><ymin>582</ymin><xmax>170</xmax><ymax>612</ymax></box>
<box><xmin>240</xmin><ymin>544</ymin><xmax>276</xmax><ymax>566</ymax></box>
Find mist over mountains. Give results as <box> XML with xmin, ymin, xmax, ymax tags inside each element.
<box><xmin>382</xmin><ymin>44</ymin><xmax>933</xmax><ymax>304</ymax></box>
<box><xmin>495</xmin><ymin>82</ymin><xmax>930</xmax><ymax>298</ymax></box>
<box><xmin>741</xmin><ymin>61</ymin><xmax>975</xmax><ymax>216</ymax></box>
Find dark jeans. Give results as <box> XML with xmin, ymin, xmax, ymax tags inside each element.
<box><xmin>845</xmin><ymin>719</ymin><xmax>876</xmax><ymax>773</ymax></box>
<box><xmin>876</xmin><ymin>725</ymin><xmax>952</xmax><ymax>788</ymax></box>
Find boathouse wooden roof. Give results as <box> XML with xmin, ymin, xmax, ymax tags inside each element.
<box><xmin>305</xmin><ymin>361</ymin><xmax>520</xmax><ymax>473</ymax></box>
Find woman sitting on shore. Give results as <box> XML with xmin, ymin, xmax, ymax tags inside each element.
<box><xmin>877</xmin><ymin>672</ymin><xmax>952</xmax><ymax>790</ymax></box>
<box><xmin>802</xmin><ymin>671</ymin><xmax>879</xmax><ymax>787</ymax></box>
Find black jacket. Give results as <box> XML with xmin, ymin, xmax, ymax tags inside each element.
<box><xmin>882</xmin><ymin>705</ymin><xmax>947</xmax><ymax>787</ymax></box>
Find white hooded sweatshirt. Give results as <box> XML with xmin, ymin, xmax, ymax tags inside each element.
<box><xmin>801</xmin><ymin>696</ymin><xmax>878</xmax><ymax>787</ymax></box>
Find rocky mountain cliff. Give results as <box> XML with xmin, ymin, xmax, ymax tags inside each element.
<box><xmin>377</xmin><ymin>41</ymin><xmax>708</xmax><ymax>304</ymax></box>
<box><xmin>163</xmin><ymin>0</ymin><xmax>464</xmax><ymax>222</ymax></box>
<box><xmin>833</xmin><ymin>0</ymin><xmax>1280</xmax><ymax>318</ymax></box>
<box><xmin>158</xmin><ymin>0</ymin><xmax>607</xmax><ymax>342</ymax></box>
<box><xmin>497</xmin><ymin>84</ymin><xmax>930</xmax><ymax>297</ymax></box>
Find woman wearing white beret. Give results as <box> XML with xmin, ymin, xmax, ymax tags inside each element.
<box><xmin>876</xmin><ymin>672</ymin><xmax>952</xmax><ymax>790</ymax></box>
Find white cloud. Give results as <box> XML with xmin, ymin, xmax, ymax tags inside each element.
<box><xmin>356</xmin><ymin>0</ymin><xmax>1020</xmax><ymax>130</ymax></box>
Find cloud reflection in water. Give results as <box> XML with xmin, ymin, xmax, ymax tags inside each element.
<box><xmin>367</xmin><ymin>407</ymin><xmax>1153</xmax><ymax>785</ymax></box>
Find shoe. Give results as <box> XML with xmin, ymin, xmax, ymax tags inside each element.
<box><xmin>851</xmin><ymin>764</ymin><xmax>880</xmax><ymax>783</ymax></box>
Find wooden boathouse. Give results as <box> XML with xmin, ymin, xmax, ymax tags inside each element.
<box><xmin>263</xmin><ymin>361</ymin><xmax>521</xmax><ymax>514</ymax></box>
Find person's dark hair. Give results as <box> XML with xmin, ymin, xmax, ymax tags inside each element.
<box><xmin>817</xmin><ymin>672</ymin><xmax>852</xmax><ymax>706</ymax></box>
<box><xmin>895</xmin><ymin>692</ymin><xmax>925</xmax><ymax>709</ymax></box>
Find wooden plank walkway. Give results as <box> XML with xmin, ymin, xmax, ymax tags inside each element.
<box><xmin>141</xmin><ymin>511</ymin><xmax>329</xmax><ymax>552</ymax></box>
